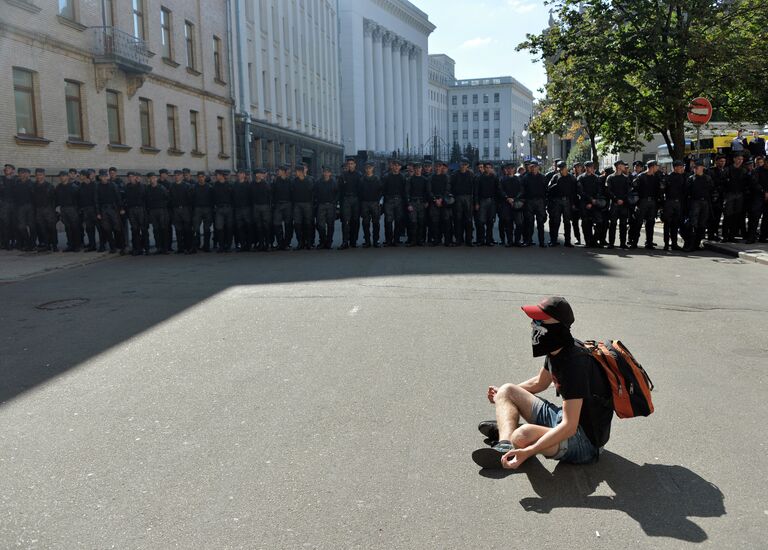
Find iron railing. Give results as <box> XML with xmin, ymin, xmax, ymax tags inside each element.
<box><xmin>88</xmin><ymin>26</ymin><xmax>151</xmax><ymax>72</ymax></box>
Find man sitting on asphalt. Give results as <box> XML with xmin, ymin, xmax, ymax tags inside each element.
<box><xmin>472</xmin><ymin>296</ymin><xmax>614</xmax><ymax>469</ymax></box>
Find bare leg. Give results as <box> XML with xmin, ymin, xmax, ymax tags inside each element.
<box><xmin>494</xmin><ymin>383</ymin><xmax>537</xmax><ymax>442</ymax></box>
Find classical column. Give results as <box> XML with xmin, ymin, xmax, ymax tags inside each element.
<box><xmin>391</xmin><ymin>37</ymin><xmax>403</xmax><ymax>151</ymax></box>
<box><xmin>400</xmin><ymin>44</ymin><xmax>411</xmax><ymax>154</ymax></box>
<box><xmin>382</xmin><ymin>32</ymin><xmax>395</xmax><ymax>152</ymax></box>
<box><xmin>363</xmin><ymin>21</ymin><xmax>376</xmax><ymax>150</ymax></box>
<box><xmin>409</xmin><ymin>48</ymin><xmax>419</xmax><ymax>154</ymax></box>
<box><xmin>372</xmin><ymin>27</ymin><xmax>385</xmax><ymax>152</ymax></box>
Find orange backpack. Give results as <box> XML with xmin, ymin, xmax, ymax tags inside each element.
<box><xmin>583</xmin><ymin>340</ymin><xmax>655</xmax><ymax>419</ymax></box>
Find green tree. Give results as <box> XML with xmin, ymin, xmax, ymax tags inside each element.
<box><xmin>520</xmin><ymin>0</ymin><xmax>768</xmax><ymax>161</ymax></box>
<box><xmin>450</xmin><ymin>141</ymin><xmax>462</xmax><ymax>163</ymax></box>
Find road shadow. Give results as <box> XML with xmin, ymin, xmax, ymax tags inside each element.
<box><xmin>504</xmin><ymin>451</ymin><xmax>725</xmax><ymax>543</ymax></box>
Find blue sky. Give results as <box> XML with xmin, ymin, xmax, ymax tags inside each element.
<box><xmin>413</xmin><ymin>0</ymin><xmax>550</xmax><ymax>97</ymax></box>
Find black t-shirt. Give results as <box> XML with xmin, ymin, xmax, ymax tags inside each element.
<box><xmin>544</xmin><ymin>342</ymin><xmax>613</xmax><ymax>448</ymax></box>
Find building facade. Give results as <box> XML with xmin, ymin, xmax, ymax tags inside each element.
<box><xmin>338</xmin><ymin>0</ymin><xmax>435</xmax><ymax>158</ymax></box>
<box><xmin>447</xmin><ymin>76</ymin><xmax>534</xmax><ymax>162</ymax></box>
<box><xmin>230</xmin><ymin>0</ymin><xmax>343</xmax><ymax>174</ymax></box>
<box><xmin>1</xmin><ymin>0</ymin><xmax>235</xmax><ymax>173</ymax></box>
<box><xmin>427</xmin><ymin>54</ymin><xmax>454</xmax><ymax>160</ymax></box>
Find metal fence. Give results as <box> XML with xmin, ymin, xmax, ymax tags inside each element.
<box><xmin>88</xmin><ymin>27</ymin><xmax>150</xmax><ymax>69</ymax></box>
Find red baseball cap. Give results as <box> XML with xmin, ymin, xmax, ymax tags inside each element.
<box><xmin>521</xmin><ymin>296</ymin><xmax>574</xmax><ymax>327</ymax></box>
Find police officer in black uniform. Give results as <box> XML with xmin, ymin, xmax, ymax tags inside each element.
<box><xmin>13</xmin><ymin>168</ymin><xmax>35</xmax><ymax>251</ymax></box>
<box><xmin>232</xmin><ymin>168</ymin><xmax>253</xmax><ymax>252</ymax></box>
<box><xmin>745</xmin><ymin>158</ymin><xmax>765</xmax><ymax>244</ymax></box>
<box><xmin>722</xmin><ymin>154</ymin><xmax>748</xmax><ymax>242</ymax></box>
<box><xmin>169</xmin><ymin>170</ymin><xmax>194</xmax><ymax>254</ymax></box>
<box><xmin>521</xmin><ymin>160</ymin><xmax>547</xmax><ymax>247</ymax></box>
<box><xmin>96</xmin><ymin>168</ymin><xmax>125</xmax><ymax>254</ymax></box>
<box><xmin>661</xmin><ymin>160</ymin><xmax>687</xmax><ymax>251</ymax></box>
<box><xmin>251</xmin><ymin>168</ymin><xmax>272</xmax><ymax>251</ymax></box>
<box><xmin>271</xmin><ymin>165</ymin><xmax>293</xmax><ymax>250</ymax></box>
<box><xmin>291</xmin><ymin>164</ymin><xmax>314</xmax><ymax>250</ymax></box>
<box><xmin>427</xmin><ymin>160</ymin><xmax>453</xmax><ymax>247</ymax></box>
<box><xmin>606</xmin><ymin>160</ymin><xmax>631</xmax><ymax>249</ymax></box>
<box><xmin>450</xmin><ymin>158</ymin><xmax>475</xmax><ymax>246</ymax></box>
<box><xmin>338</xmin><ymin>158</ymin><xmax>362</xmax><ymax>249</ymax></box>
<box><xmin>405</xmin><ymin>162</ymin><xmax>429</xmax><ymax>246</ymax></box>
<box><xmin>499</xmin><ymin>162</ymin><xmax>525</xmax><ymax>247</ymax></box>
<box><xmin>359</xmin><ymin>161</ymin><xmax>382</xmax><ymax>248</ymax></box>
<box><xmin>0</xmin><ymin>164</ymin><xmax>16</xmax><ymax>249</ymax></box>
<box><xmin>314</xmin><ymin>165</ymin><xmax>338</xmax><ymax>250</ymax></box>
<box><xmin>577</xmin><ymin>161</ymin><xmax>606</xmax><ymax>248</ymax></box>
<box><xmin>54</xmin><ymin>170</ymin><xmax>81</xmax><ymax>252</ymax></box>
<box><xmin>547</xmin><ymin>161</ymin><xmax>578</xmax><ymax>247</ymax></box>
<box><xmin>146</xmin><ymin>172</ymin><xmax>170</xmax><ymax>254</ymax></box>
<box><xmin>685</xmin><ymin>160</ymin><xmax>714</xmax><ymax>251</ymax></box>
<box><xmin>475</xmin><ymin>162</ymin><xmax>499</xmax><ymax>246</ymax></box>
<box><xmin>191</xmin><ymin>171</ymin><xmax>214</xmax><ymax>252</ymax></box>
<box><xmin>570</xmin><ymin>162</ymin><xmax>584</xmax><ymax>244</ymax></box>
<box><xmin>75</xmin><ymin>170</ymin><xmax>97</xmax><ymax>251</ymax></box>
<box><xmin>707</xmin><ymin>154</ymin><xmax>728</xmax><ymax>241</ymax></box>
<box><xmin>32</xmin><ymin>168</ymin><xmax>57</xmax><ymax>251</ymax></box>
<box><xmin>109</xmin><ymin>167</ymin><xmax>128</xmax><ymax>250</ymax></box>
<box><xmin>630</xmin><ymin>160</ymin><xmax>661</xmax><ymax>249</ymax></box>
<box><xmin>124</xmin><ymin>171</ymin><xmax>149</xmax><ymax>255</ymax></box>
<box><xmin>382</xmin><ymin>159</ymin><xmax>406</xmax><ymax>247</ymax></box>
<box><xmin>755</xmin><ymin>157</ymin><xmax>768</xmax><ymax>243</ymax></box>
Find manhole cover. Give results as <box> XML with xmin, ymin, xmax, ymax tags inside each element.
<box><xmin>36</xmin><ymin>298</ymin><xmax>90</xmax><ymax>310</ymax></box>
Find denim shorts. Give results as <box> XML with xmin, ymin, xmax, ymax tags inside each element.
<box><xmin>530</xmin><ymin>397</ymin><xmax>600</xmax><ymax>464</ymax></box>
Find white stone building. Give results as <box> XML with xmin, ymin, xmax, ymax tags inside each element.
<box><xmin>1</xmin><ymin>0</ymin><xmax>235</xmax><ymax>173</ymax></box>
<box><xmin>448</xmin><ymin>76</ymin><xmax>534</xmax><ymax>162</ymax></box>
<box><xmin>230</xmin><ymin>0</ymin><xmax>343</xmax><ymax>173</ymax></box>
<box><xmin>337</xmin><ymin>0</ymin><xmax>435</xmax><ymax>157</ymax></box>
<box><xmin>427</xmin><ymin>54</ymin><xmax>454</xmax><ymax>160</ymax></box>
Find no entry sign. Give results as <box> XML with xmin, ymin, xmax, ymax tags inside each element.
<box><xmin>688</xmin><ymin>97</ymin><xmax>713</xmax><ymax>126</ymax></box>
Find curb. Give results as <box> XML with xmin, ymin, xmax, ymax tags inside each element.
<box><xmin>0</xmin><ymin>252</ymin><xmax>116</xmax><ymax>284</ymax></box>
<box><xmin>701</xmin><ymin>242</ymin><xmax>768</xmax><ymax>265</ymax></box>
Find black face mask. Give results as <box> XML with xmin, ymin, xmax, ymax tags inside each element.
<box><xmin>531</xmin><ymin>321</ymin><xmax>573</xmax><ymax>357</ymax></box>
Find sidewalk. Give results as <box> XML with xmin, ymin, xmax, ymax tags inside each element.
<box><xmin>0</xmin><ymin>248</ymin><xmax>114</xmax><ymax>283</ymax></box>
<box><xmin>649</xmin><ymin>226</ymin><xmax>768</xmax><ymax>265</ymax></box>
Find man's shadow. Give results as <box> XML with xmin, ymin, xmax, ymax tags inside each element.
<box><xmin>481</xmin><ymin>451</ymin><xmax>724</xmax><ymax>543</ymax></box>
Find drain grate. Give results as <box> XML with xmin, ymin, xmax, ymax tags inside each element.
<box><xmin>36</xmin><ymin>298</ymin><xmax>90</xmax><ymax>310</ymax></box>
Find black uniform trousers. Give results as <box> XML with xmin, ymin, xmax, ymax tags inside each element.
<box><xmin>272</xmin><ymin>201</ymin><xmax>293</xmax><ymax>248</ymax></box>
<box><xmin>234</xmin><ymin>207</ymin><xmax>253</xmax><ymax>250</ymax></box>
<box><xmin>525</xmin><ymin>198</ymin><xmax>547</xmax><ymax>246</ymax></box>
<box><xmin>662</xmin><ymin>199</ymin><xmax>682</xmax><ymax>247</ymax></box>
<box><xmin>0</xmin><ymin>200</ymin><xmax>13</xmax><ymax>248</ymax></box>
<box><xmin>708</xmin><ymin>197</ymin><xmax>723</xmax><ymax>240</ymax></box>
<box><xmin>581</xmin><ymin>204</ymin><xmax>606</xmax><ymax>247</ymax></box>
<box><xmin>35</xmin><ymin>206</ymin><xmax>57</xmax><ymax>248</ymax></box>
<box><xmin>60</xmin><ymin>206</ymin><xmax>81</xmax><ymax>250</ymax></box>
<box><xmin>215</xmin><ymin>205</ymin><xmax>234</xmax><ymax>251</ymax></box>
<box><xmin>341</xmin><ymin>197</ymin><xmax>360</xmax><ymax>245</ymax></box>
<box><xmin>608</xmin><ymin>203</ymin><xmax>630</xmax><ymax>246</ymax></box>
<box><xmin>252</xmin><ymin>205</ymin><xmax>272</xmax><ymax>249</ymax></box>
<box><xmin>722</xmin><ymin>192</ymin><xmax>744</xmax><ymax>241</ymax></box>
<box><xmin>407</xmin><ymin>201</ymin><xmax>427</xmax><ymax>244</ymax></box>
<box><xmin>149</xmin><ymin>208</ymin><xmax>170</xmax><ymax>252</ymax></box>
<box><xmin>16</xmin><ymin>204</ymin><xmax>35</xmax><ymax>249</ymax></box>
<box><xmin>746</xmin><ymin>195</ymin><xmax>767</xmax><ymax>242</ymax></box>
<box><xmin>384</xmin><ymin>197</ymin><xmax>404</xmax><ymax>244</ymax></box>
<box><xmin>452</xmin><ymin>195</ymin><xmax>474</xmax><ymax>245</ymax></box>
<box><xmin>630</xmin><ymin>198</ymin><xmax>657</xmax><ymax>246</ymax></box>
<box><xmin>571</xmin><ymin>205</ymin><xmax>582</xmax><ymax>243</ymax></box>
<box><xmin>688</xmin><ymin>199</ymin><xmax>710</xmax><ymax>248</ymax></box>
<box><xmin>316</xmin><ymin>203</ymin><xmax>336</xmax><ymax>248</ymax></box>
<box><xmin>428</xmin><ymin>203</ymin><xmax>452</xmax><ymax>245</ymax></box>
<box><xmin>128</xmin><ymin>206</ymin><xmax>148</xmax><ymax>252</ymax></box>
<box><xmin>476</xmin><ymin>198</ymin><xmax>496</xmax><ymax>245</ymax></box>
<box><xmin>100</xmin><ymin>206</ymin><xmax>123</xmax><ymax>251</ymax></box>
<box><xmin>172</xmin><ymin>207</ymin><xmax>193</xmax><ymax>252</ymax></box>
<box><xmin>193</xmin><ymin>207</ymin><xmax>214</xmax><ymax>250</ymax></box>
<box><xmin>360</xmin><ymin>201</ymin><xmax>381</xmax><ymax>244</ymax></box>
<box><xmin>500</xmin><ymin>202</ymin><xmax>524</xmax><ymax>245</ymax></box>
<box><xmin>293</xmin><ymin>202</ymin><xmax>314</xmax><ymax>247</ymax></box>
<box><xmin>547</xmin><ymin>198</ymin><xmax>573</xmax><ymax>245</ymax></box>
<box><xmin>80</xmin><ymin>206</ymin><xmax>98</xmax><ymax>249</ymax></box>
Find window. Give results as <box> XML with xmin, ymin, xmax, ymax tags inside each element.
<box><xmin>453</xmin><ymin>130</ymin><xmax>458</xmax><ymax>142</ymax></box>
<box><xmin>190</xmin><ymin>110</ymin><xmax>199</xmax><ymax>152</ymax></box>
<box><xmin>217</xmin><ymin>116</ymin><xmax>225</xmax><ymax>155</ymax></box>
<box><xmin>452</xmin><ymin>112</ymin><xmax>458</xmax><ymax>123</ymax></box>
<box><xmin>473</xmin><ymin>129</ymin><xmax>479</xmax><ymax>140</ymax></box>
<box><xmin>106</xmin><ymin>90</ymin><xmax>122</xmax><ymax>144</ymax></box>
<box><xmin>213</xmin><ymin>36</ymin><xmax>223</xmax><ymax>81</ymax></box>
<box><xmin>461</xmin><ymin>95</ymin><xmax>467</xmax><ymax>105</ymax></box>
<box><xmin>494</xmin><ymin>110</ymin><xmax>500</xmax><ymax>121</ymax></box>
<box><xmin>64</xmin><ymin>80</ymin><xmax>83</xmax><ymax>141</ymax></box>
<box><xmin>483</xmin><ymin>111</ymin><xmax>489</xmax><ymax>122</ymax></box>
<box><xmin>139</xmin><ymin>97</ymin><xmax>153</xmax><ymax>147</ymax></box>
<box><xmin>185</xmin><ymin>21</ymin><xmax>196</xmax><ymax>69</ymax></box>
<box><xmin>104</xmin><ymin>0</ymin><xmax>115</xmax><ymax>26</ymax></box>
<box><xmin>494</xmin><ymin>146</ymin><xmax>500</xmax><ymax>158</ymax></box>
<box><xmin>494</xmin><ymin>128</ymin><xmax>500</xmax><ymax>138</ymax></box>
<box><xmin>13</xmin><ymin>68</ymin><xmax>37</xmax><ymax>136</ymax></box>
<box><xmin>494</xmin><ymin>93</ymin><xmax>500</xmax><ymax>103</ymax></box>
<box><xmin>472</xmin><ymin>94</ymin><xmax>478</xmax><ymax>104</ymax></box>
<box><xmin>59</xmin><ymin>0</ymin><xmax>75</xmax><ymax>19</ymax></box>
<box><xmin>483</xmin><ymin>94</ymin><xmax>489</xmax><ymax>104</ymax></box>
<box><xmin>166</xmin><ymin>104</ymin><xmax>178</xmax><ymax>149</ymax></box>
<box><xmin>451</xmin><ymin>96</ymin><xmax>457</xmax><ymax>106</ymax></box>
<box><xmin>483</xmin><ymin>147</ymin><xmax>489</xmax><ymax>158</ymax></box>
<box><xmin>462</xmin><ymin>112</ymin><xmax>468</xmax><ymax>122</ymax></box>
<box><xmin>132</xmin><ymin>0</ymin><xmax>145</xmax><ymax>40</ymax></box>
<box><xmin>473</xmin><ymin>111</ymin><xmax>479</xmax><ymax>122</ymax></box>
<box><xmin>160</xmin><ymin>7</ymin><xmax>173</xmax><ymax>59</ymax></box>
<box><xmin>483</xmin><ymin>129</ymin><xmax>489</xmax><ymax>139</ymax></box>
<box><xmin>462</xmin><ymin>129</ymin><xmax>468</xmax><ymax>140</ymax></box>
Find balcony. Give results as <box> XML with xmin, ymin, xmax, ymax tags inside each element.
<box><xmin>89</xmin><ymin>26</ymin><xmax>152</xmax><ymax>73</ymax></box>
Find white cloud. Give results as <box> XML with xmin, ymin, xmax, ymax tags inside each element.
<box><xmin>460</xmin><ymin>37</ymin><xmax>493</xmax><ymax>49</ymax></box>
<box><xmin>507</xmin><ymin>0</ymin><xmax>536</xmax><ymax>13</ymax></box>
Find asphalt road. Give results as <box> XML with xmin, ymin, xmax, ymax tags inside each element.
<box><xmin>1</xmin><ymin>243</ymin><xmax>766</xmax><ymax>549</ymax></box>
